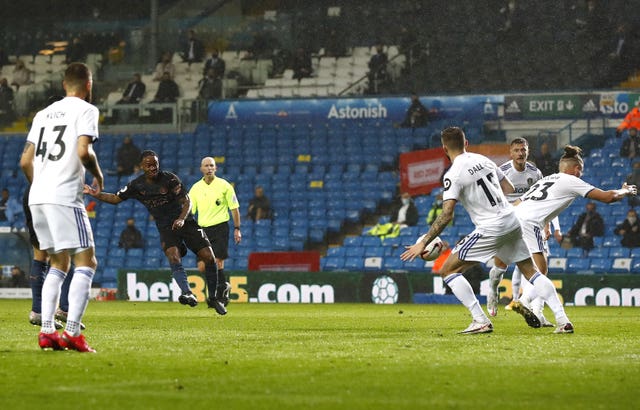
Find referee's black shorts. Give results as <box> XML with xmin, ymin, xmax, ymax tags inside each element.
<box><xmin>203</xmin><ymin>222</ymin><xmax>230</xmax><ymax>260</ymax></box>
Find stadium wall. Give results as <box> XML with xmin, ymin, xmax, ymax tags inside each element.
<box><xmin>116</xmin><ymin>269</ymin><xmax>640</xmax><ymax>307</ymax></box>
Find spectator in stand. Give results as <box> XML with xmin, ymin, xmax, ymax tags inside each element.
<box><xmin>614</xmin><ymin>209</ymin><xmax>640</xmax><ymax>248</ymax></box>
<box><xmin>153</xmin><ymin>52</ymin><xmax>176</xmax><ymax>81</ymax></box>
<box><xmin>0</xmin><ymin>47</ymin><xmax>10</xmax><ymax>67</ymax></box>
<box><xmin>389</xmin><ymin>192</ymin><xmax>418</xmax><ymax>228</ymax></box>
<box><xmin>0</xmin><ymin>77</ymin><xmax>15</xmax><ymax>126</ymax></box>
<box><xmin>0</xmin><ymin>188</ymin><xmax>9</xmax><ymax>221</ymax></box>
<box><xmin>10</xmin><ymin>59</ymin><xmax>33</xmax><ymax>91</ymax></box>
<box><xmin>620</xmin><ymin>127</ymin><xmax>640</xmax><ymax>159</ymax></box>
<box><xmin>534</xmin><ymin>142</ymin><xmax>556</xmax><ymax>176</ymax></box>
<box><xmin>399</xmin><ymin>93</ymin><xmax>428</xmax><ymax>128</ymax></box>
<box><xmin>203</xmin><ymin>48</ymin><xmax>225</xmax><ymax>79</ymax></box>
<box><xmin>64</xmin><ymin>37</ymin><xmax>87</xmax><ymax>64</ymax></box>
<box><xmin>368</xmin><ymin>44</ymin><xmax>389</xmax><ymax>94</ymax></box>
<box><xmin>151</xmin><ymin>72</ymin><xmax>180</xmax><ymax>122</ymax></box>
<box><xmin>625</xmin><ymin>161</ymin><xmax>640</xmax><ymax>207</ymax></box>
<box><xmin>116</xmin><ymin>136</ymin><xmax>142</xmax><ymax>177</ymax></box>
<box><xmin>152</xmin><ymin>72</ymin><xmax>179</xmax><ymax>103</ymax></box>
<box><xmin>198</xmin><ymin>67</ymin><xmax>222</xmax><ymax>100</ymax></box>
<box><xmin>5</xmin><ymin>189</ymin><xmax>25</xmax><ymax>230</ymax></box>
<box><xmin>567</xmin><ymin>202</ymin><xmax>605</xmax><ymax>255</ymax></box>
<box><xmin>10</xmin><ymin>265</ymin><xmax>27</xmax><ymax>287</ymax></box>
<box><xmin>324</xmin><ymin>29</ymin><xmax>346</xmax><ymax>58</ymax></box>
<box><xmin>115</xmin><ymin>73</ymin><xmax>146</xmax><ymax>122</ymax></box>
<box><xmin>247</xmin><ymin>185</ymin><xmax>272</xmax><ymax>222</ymax></box>
<box><xmin>604</xmin><ymin>22</ymin><xmax>634</xmax><ymax>85</ymax></box>
<box><xmin>118</xmin><ymin>218</ymin><xmax>144</xmax><ymax>250</ymax></box>
<box><xmin>181</xmin><ymin>29</ymin><xmax>205</xmax><ymax>64</ymax></box>
<box><xmin>291</xmin><ymin>47</ymin><xmax>312</xmax><ymax>81</ymax></box>
<box><xmin>616</xmin><ymin>102</ymin><xmax>640</xmax><ymax>137</ymax></box>
<box><xmin>117</xmin><ymin>73</ymin><xmax>146</xmax><ymax>104</ymax></box>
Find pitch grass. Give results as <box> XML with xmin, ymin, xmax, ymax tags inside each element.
<box><xmin>0</xmin><ymin>301</ymin><xmax>638</xmax><ymax>410</ymax></box>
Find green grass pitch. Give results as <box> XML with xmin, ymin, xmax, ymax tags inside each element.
<box><xmin>0</xmin><ymin>300</ymin><xmax>638</xmax><ymax>409</ymax></box>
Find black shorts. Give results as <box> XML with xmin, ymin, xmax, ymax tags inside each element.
<box><xmin>158</xmin><ymin>219</ymin><xmax>212</xmax><ymax>256</ymax></box>
<box><xmin>23</xmin><ymin>187</ymin><xmax>39</xmax><ymax>248</ymax></box>
<box><xmin>203</xmin><ymin>222</ymin><xmax>230</xmax><ymax>260</ymax></box>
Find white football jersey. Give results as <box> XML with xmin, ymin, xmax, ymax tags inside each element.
<box><xmin>27</xmin><ymin>96</ymin><xmax>99</xmax><ymax>208</ymax></box>
<box><xmin>514</xmin><ymin>173</ymin><xmax>595</xmax><ymax>227</ymax></box>
<box><xmin>500</xmin><ymin>160</ymin><xmax>543</xmax><ymax>203</ymax></box>
<box><xmin>443</xmin><ymin>152</ymin><xmax>520</xmax><ymax>235</ymax></box>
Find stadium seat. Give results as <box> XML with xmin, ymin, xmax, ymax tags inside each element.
<box><xmin>587</xmin><ymin>248</ymin><xmax>607</xmax><ymax>258</ymax></box>
<box><xmin>548</xmin><ymin>258</ymin><xmax>567</xmax><ymax>273</ymax></box>
<box><xmin>589</xmin><ymin>258</ymin><xmax>610</xmax><ymax>272</ymax></box>
<box><xmin>323</xmin><ymin>256</ymin><xmax>345</xmax><ymax>270</ymax></box>
<box><xmin>364</xmin><ymin>256</ymin><xmax>383</xmax><ymax>270</ymax></box>
<box><xmin>609</xmin><ymin>248</ymin><xmax>630</xmax><ymax>258</ymax></box>
<box><xmin>567</xmin><ymin>258</ymin><xmax>590</xmax><ymax>273</ymax></box>
<box><xmin>344</xmin><ymin>257</ymin><xmax>364</xmax><ymax>270</ymax></box>
<box><xmin>611</xmin><ymin>258</ymin><xmax>632</xmax><ymax>273</ymax></box>
<box><xmin>566</xmin><ymin>248</ymin><xmax>585</xmax><ymax>258</ymax></box>
<box><xmin>382</xmin><ymin>257</ymin><xmax>405</xmax><ymax>271</ymax></box>
<box><xmin>326</xmin><ymin>247</ymin><xmax>346</xmax><ymax>257</ymax></box>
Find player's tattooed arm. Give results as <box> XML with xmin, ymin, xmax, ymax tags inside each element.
<box><xmin>421</xmin><ymin>199</ymin><xmax>455</xmax><ymax>245</ymax></box>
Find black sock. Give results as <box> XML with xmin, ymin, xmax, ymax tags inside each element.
<box><xmin>204</xmin><ymin>263</ymin><xmax>218</xmax><ymax>300</ymax></box>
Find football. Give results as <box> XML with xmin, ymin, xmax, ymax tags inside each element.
<box><xmin>415</xmin><ymin>235</ymin><xmax>444</xmax><ymax>261</ymax></box>
<box><xmin>371</xmin><ymin>275</ymin><xmax>399</xmax><ymax>304</ymax></box>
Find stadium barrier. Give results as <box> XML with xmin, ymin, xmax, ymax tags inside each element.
<box><xmin>116</xmin><ymin>270</ymin><xmax>640</xmax><ymax>307</ymax></box>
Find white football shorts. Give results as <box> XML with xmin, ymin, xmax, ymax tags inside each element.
<box><xmin>519</xmin><ymin>220</ymin><xmax>550</xmax><ymax>255</ymax></box>
<box><xmin>30</xmin><ymin>204</ymin><xmax>94</xmax><ymax>254</ymax></box>
<box><xmin>452</xmin><ymin>226</ymin><xmax>531</xmax><ymax>264</ymax></box>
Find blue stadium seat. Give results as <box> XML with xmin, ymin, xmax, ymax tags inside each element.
<box><xmin>383</xmin><ymin>257</ymin><xmax>404</xmax><ymax>271</ymax></box>
<box><xmin>326</xmin><ymin>247</ymin><xmax>346</xmax><ymax>257</ymax></box>
<box><xmin>587</xmin><ymin>248</ymin><xmax>607</xmax><ymax>258</ymax></box>
<box><xmin>343</xmin><ymin>236</ymin><xmax>363</xmax><ymax>247</ymax></box>
<box><xmin>567</xmin><ymin>258</ymin><xmax>591</xmax><ymax>273</ymax></box>
<box><xmin>566</xmin><ymin>248</ymin><xmax>585</xmax><ymax>258</ymax></box>
<box><xmin>589</xmin><ymin>258</ymin><xmax>611</xmax><ymax>272</ymax></box>
<box><xmin>323</xmin><ymin>256</ymin><xmax>345</xmax><ymax>270</ymax></box>
<box><xmin>609</xmin><ymin>248</ymin><xmax>630</xmax><ymax>258</ymax></box>
<box><xmin>344</xmin><ymin>257</ymin><xmax>364</xmax><ymax>270</ymax></box>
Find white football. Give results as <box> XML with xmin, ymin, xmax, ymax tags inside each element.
<box><xmin>415</xmin><ymin>235</ymin><xmax>444</xmax><ymax>261</ymax></box>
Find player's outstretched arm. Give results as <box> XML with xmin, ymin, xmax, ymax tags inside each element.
<box><xmin>84</xmin><ymin>186</ymin><xmax>123</xmax><ymax>205</ymax></box>
<box><xmin>587</xmin><ymin>183</ymin><xmax>637</xmax><ymax>204</ymax></box>
<box><xmin>401</xmin><ymin>199</ymin><xmax>455</xmax><ymax>261</ymax></box>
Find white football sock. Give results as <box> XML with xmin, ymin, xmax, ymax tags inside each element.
<box><xmin>444</xmin><ymin>273</ymin><xmax>488</xmax><ymax>323</ymax></box>
<box><xmin>511</xmin><ymin>266</ymin><xmax>522</xmax><ymax>301</ymax></box>
<box><xmin>40</xmin><ymin>268</ymin><xmax>66</xmax><ymax>333</ymax></box>
<box><xmin>65</xmin><ymin>267</ymin><xmax>95</xmax><ymax>336</ymax></box>
<box><xmin>489</xmin><ymin>266</ymin><xmax>506</xmax><ymax>291</ymax></box>
<box><xmin>519</xmin><ymin>277</ymin><xmax>534</xmax><ymax>306</ymax></box>
<box><xmin>529</xmin><ymin>272</ymin><xmax>570</xmax><ymax>325</ymax></box>
<box><xmin>531</xmin><ymin>296</ymin><xmax>546</xmax><ymax>319</ymax></box>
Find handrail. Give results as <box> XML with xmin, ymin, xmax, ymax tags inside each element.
<box><xmin>338</xmin><ymin>50</ymin><xmax>406</xmax><ymax>97</ymax></box>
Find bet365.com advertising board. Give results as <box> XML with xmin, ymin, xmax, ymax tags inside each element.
<box><xmin>118</xmin><ymin>270</ymin><xmax>640</xmax><ymax>307</ymax></box>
